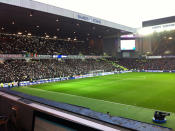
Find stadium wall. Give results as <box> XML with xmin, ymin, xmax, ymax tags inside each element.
<box><xmin>0</xmin><ymin>94</ymin><xmax>33</xmax><ymax>131</ymax></box>
<box><xmin>103</xmin><ymin>34</ymin><xmax>120</xmax><ymax>56</ymax></box>
<box><xmin>103</xmin><ymin>38</ymin><xmax>117</xmax><ymax>56</ymax></box>
<box><xmin>141</xmin><ymin>36</ymin><xmax>152</xmax><ymax>54</ymax></box>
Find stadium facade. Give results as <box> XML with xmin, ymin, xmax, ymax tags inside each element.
<box><xmin>0</xmin><ymin>0</ymin><xmax>139</xmax><ymax>131</ymax></box>
<box><xmin>137</xmin><ymin>16</ymin><xmax>175</xmax><ymax>57</ymax></box>
<box><xmin>0</xmin><ymin>0</ymin><xmax>136</xmax><ymax>57</ymax></box>
<box><xmin>0</xmin><ymin>0</ymin><xmax>175</xmax><ymax>131</ymax></box>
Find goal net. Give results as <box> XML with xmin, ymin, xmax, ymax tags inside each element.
<box><xmin>89</xmin><ymin>70</ymin><xmax>104</xmax><ymax>77</ymax></box>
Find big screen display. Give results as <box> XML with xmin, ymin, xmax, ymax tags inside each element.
<box><xmin>121</xmin><ymin>40</ymin><xmax>136</xmax><ymax>50</ymax></box>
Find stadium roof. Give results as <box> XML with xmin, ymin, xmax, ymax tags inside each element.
<box><xmin>143</xmin><ymin>16</ymin><xmax>175</xmax><ymax>27</ymax></box>
<box><xmin>0</xmin><ymin>0</ymin><xmax>136</xmax><ymax>40</ymax></box>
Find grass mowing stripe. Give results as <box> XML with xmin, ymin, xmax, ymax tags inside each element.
<box><xmin>13</xmin><ymin>86</ymin><xmax>175</xmax><ymax>129</ymax></box>
<box><xmin>22</xmin><ymin>86</ymin><xmax>174</xmax><ymax>114</ymax></box>
<box><xmin>12</xmin><ymin>72</ymin><xmax>175</xmax><ymax>129</ymax></box>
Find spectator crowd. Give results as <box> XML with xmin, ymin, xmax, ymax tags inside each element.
<box><xmin>1</xmin><ymin>34</ymin><xmax>175</xmax><ymax>84</ymax></box>
<box><xmin>0</xmin><ymin>59</ymin><xmax>117</xmax><ymax>83</ymax></box>
<box><xmin>1</xmin><ymin>58</ymin><xmax>175</xmax><ymax>83</ymax></box>
<box><xmin>0</xmin><ymin>34</ymin><xmax>101</xmax><ymax>55</ymax></box>
<box><xmin>118</xmin><ymin>58</ymin><xmax>175</xmax><ymax>71</ymax></box>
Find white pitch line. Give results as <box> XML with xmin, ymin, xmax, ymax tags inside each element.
<box><xmin>21</xmin><ymin>87</ymin><xmax>174</xmax><ymax>114</ymax></box>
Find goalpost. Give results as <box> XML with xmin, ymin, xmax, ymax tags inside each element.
<box><xmin>89</xmin><ymin>70</ymin><xmax>104</xmax><ymax>77</ymax></box>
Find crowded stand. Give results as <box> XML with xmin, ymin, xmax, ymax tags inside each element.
<box><xmin>2</xmin><ymin>57</ymin><xmax>175</xmax><ymax>84</ymax></box>
<box><xmin>118</xmin><ymin>58</ymin><xmax>175</xmax><ymax>71</ymax></box>
<box><xmin>1</xmin><ymin>34</ymin><xmax>175</xmax><ymax>84</ymax></box>
<box><xmin>0</xmin><ymin>34</ymin><xmax>101</xmax><ymax>55</ymax></box>
<box><xmin>0</xmin><ymin>59</ymin><xmax>117</xmax><ymax>83</ymax></box>
<box><xmin>0</xmin><ymin>33</ymin><xmax>113</xmax><ymax>84</ymax></box>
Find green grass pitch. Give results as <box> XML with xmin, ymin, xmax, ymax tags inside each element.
<box><xmin>12</xmin><ymin>72</ymin><xmax>175</xmax><ymax>129</ymax></box>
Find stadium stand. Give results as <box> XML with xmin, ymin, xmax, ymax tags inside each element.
<box><xmin>145</xmin><ymin>30</ymin><xmax>175</xmax><ymax>56</ymax></box>
<box><xmin>0</xmin><ymin>59</ymin><xmax>119</xmax><ymax>83</ymax></box>
<box><xmin>0</xmin><ymin>33</ymin><xmax>121</xmax><ymax>83</ymax></box>
<box><xmin>1</xmin><ymin>0</ymin><xmax>175</xmax><ymax>130</ymax></box>
<box><xmin>0</xmin><ymin>34</ymin><xmax>101</xmax><ymax>55</ymax></box>
<box><xmin>118</xmin><ymin>58</ymin><xmax>175</xmax><ymax>70</ymax></box>
<box><xmin>1</xmin><ymin>34</ymin><xmax>175</xmax><ymax>84</ymax></box>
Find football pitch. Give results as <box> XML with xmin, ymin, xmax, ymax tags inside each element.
<box><xmin>12</xmin><ymin>72</ymin><xmax>175</xmax><ymax>129</ymax></box>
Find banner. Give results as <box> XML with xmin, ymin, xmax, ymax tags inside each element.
<box><xmin>0</xmin><ymin>54</ymin><xmax>23</xmax><ymax>58</ymax></box>
<box><xmin>76</xmin><ymin>14</ymin><xmax>101</xmax><ymax>24</ymax></box>
<box><xmin>3</xmin><ymin>70</ymin><xmax>175</xmax><ymax>88</ymax></box>
<box><xmin>146</xmin><ymin>56</ymin><xmax>162</xmax><ymax>59</ymax></box>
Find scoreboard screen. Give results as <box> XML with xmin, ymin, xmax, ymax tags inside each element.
<box><xmin>121</xmin><ymin>40</ymin><xmax>136</xmax><ymax>51</ymax></box>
